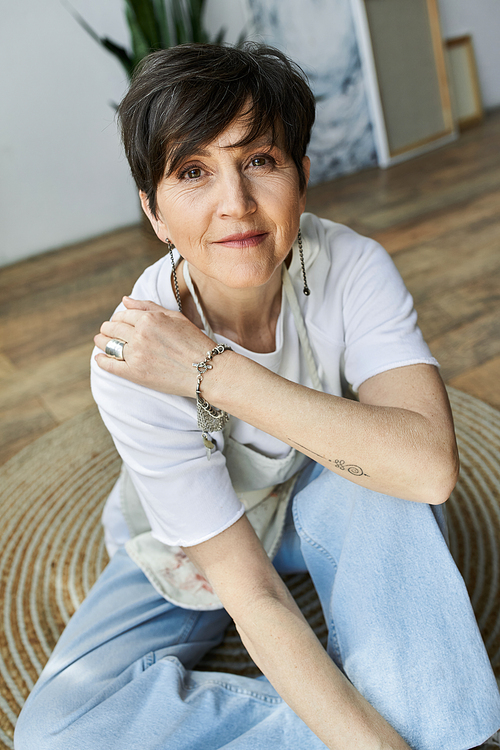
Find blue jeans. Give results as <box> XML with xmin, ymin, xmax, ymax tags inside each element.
<box><xmin>14</xmin><ymin>465</ymin><xmax>500</xmax><ymax>749</ymax></box>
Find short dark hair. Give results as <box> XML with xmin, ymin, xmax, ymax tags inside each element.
<box><xmin>118</xmin><ymin>43</ymin><xmax>316</xmax><ymax>217</ymax></box>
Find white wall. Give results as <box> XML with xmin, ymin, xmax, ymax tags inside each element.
<box><xmin>1</xmin><ymin>0</ymin><xmax>136</xmax><ymax>267</ymax></box>
<box><xmin>437</xmin><ymin>0</ymin><xmax>500</xmax><ymax>110</ymax></box>
<box><xmin>0</xmin><ymin>0</ymin><xmax>249</xmax><ymax>267</ymax></box>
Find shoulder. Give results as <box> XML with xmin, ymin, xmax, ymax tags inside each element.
<box><xmin>299</xmin><ymin>212</ymin><xmax>417</xmax><ymax>326</ymax></box>
<box><xmin>294</xmin><ymin>213</ymin><xmax>399</xmax><ymax>315</ymax></box>
<box><xmin>300</xmin><ymin>212</ymin><xmax>390</xmax><ymax>275</ymax></box>
<box><xmin>89</xmin><ymin>251</ymin><xmax>192</xmax><ymax>431</ymax></box>
<box><xmin>294</xmin><ymin>214</ymin><xmax>437</xmax><ymax>391</ymax></box>
<box><xmin>128</xmin><ymin>253</ymin><xmax>177</xmax><ymax>309</ymax></box>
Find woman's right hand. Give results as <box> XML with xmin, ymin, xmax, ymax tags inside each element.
<box><xmin>94</xmin><ymin>296</ymin><xmax>219</xmax><ymax>398</ymax></box>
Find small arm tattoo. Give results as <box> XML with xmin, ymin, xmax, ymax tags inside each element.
<box><xmin>333</xmin><ymin>459</ymin><xmax>370</xmax><ymax>477</ymax></box>
<box><xmin>289</xmin><ymin>440</ymin><xmax>370</xmax><ymax>477</ymax></box>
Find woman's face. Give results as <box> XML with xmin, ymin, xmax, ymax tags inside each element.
<box><xmin>141</xmin><ymin>114</ymin><xmax>310</xmax><ymax>293</ymax></box>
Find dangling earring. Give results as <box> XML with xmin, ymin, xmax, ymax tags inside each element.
<box><xmin>166</xmin><ymin>238</ymin><xmax>183</xmax><ymax>313</ymax></box>
<box><xmin>298</xmin><ymin>229</ymin><xmax>310</xmax><ymax>296</ymax></box>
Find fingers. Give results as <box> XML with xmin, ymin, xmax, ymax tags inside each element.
<box><xmin>111</xmin><ymin>306</ymin><xmax>181</xmax><ymax>324</ymax></box>
<box><xmin>94</xmin><ymin>332</ymin><xmax>126</xmax><ymax>355</ymax></box>
<box><xmin>94</xmin><ymin>351</ymin><xmax>129</xmax><ymax>376</ymax></box>
<box><xmin>97</xmin><ymin>304</ymin><xmax>175</xmax><ymax>356</ymax></box>
<box><xmin>100</xmin><ymin>320</ymin><xmax>135</xmax><ymax>342</ymax></box>
<box><xmin>110</xmin><ymin>309</ymin><xmax>148</xmax><ymax>324</ymax></box>
<box><xmin>122</xmin><ymin>296</ymin><xmax>167</xmax><ymax>313</ymax></box>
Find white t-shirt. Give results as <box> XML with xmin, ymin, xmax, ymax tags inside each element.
<box><xmin>91</xmin><ymin>214</ymin><xmax>438</xmax><ymax>549</ymax></box>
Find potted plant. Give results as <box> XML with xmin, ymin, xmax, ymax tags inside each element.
<box><xmin>68</xmin><ymin>0</ymin><xmax>241</xmax><ymax>81</ymax></box>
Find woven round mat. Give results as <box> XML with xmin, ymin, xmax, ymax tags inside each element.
<box><xmin>1</xmin><ymin>387</ymin><xmax>499</xmax><ymax>748</ymax></box>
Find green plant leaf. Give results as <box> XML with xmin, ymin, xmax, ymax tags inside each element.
<box><xmin>235</xmin><ymin>28</ymin><xmax>247</xmax><ymax>48</ymax></box>
<box><xmin>126</xmin><ymin>5</ymin><xmax>152</xmax><ymax>67</ymax></box>
<box><xmin>63</xmin><ymin>1</ymin><xmax>135</xmax><ymax>78</ymax></box>
<box><xmin>64</xmin><ymin>2</ymin><xmax>102</xmax><ymax>44</ymax></box>
<box><xmin>125</xmin><ymin>0</ymin><xmax>160</xmax><ymax>49</ymax></box>
<box><xmin>171</xmin><ymin>0</ymin><xmax>189</xmax><ymax>45</ymax></box>
<box><xmin>100</xmin><ymin>38</ymin><xmax>135</xmax><ymax>78</ymax></box>
<box><xmin>152</xmin><ymin>0</ymin><xmax>171</xmax><ymax>48</ymax></box>
<box><xmin>188</xmin><ymin>0</ymin><xmax>206</xmax><ymax>43</ymax></box>
<box><xmin>66</xmin><ymin>0</ymin><xmax>247</xmax><ymax>94</ymax></box>
<box><xmin>213</xmin><ymin>27</ymin><xmax>227</xmax><ymax>46</ymax></box>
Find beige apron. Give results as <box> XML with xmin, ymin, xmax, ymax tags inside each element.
<box><xmin>123</xmin><ymin>263</ymin><xmax>323</xmax><ymax>610</ymax></box>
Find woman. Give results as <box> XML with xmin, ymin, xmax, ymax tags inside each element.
<box><xmin>15</xmin><ymin>43</ymin><xmax>500</xmax><ymax>750</ymax></box>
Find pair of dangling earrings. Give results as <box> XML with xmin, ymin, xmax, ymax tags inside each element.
<box><xmin>165</xmin><ymin>229</ymin><xmax>310</xmax><ymax>315</ymax></box>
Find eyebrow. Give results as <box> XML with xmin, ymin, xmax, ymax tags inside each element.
<box><xmin>188</xmin><ymin>135</ymin><xmax>276</xmax><ymax>159</ymax></box>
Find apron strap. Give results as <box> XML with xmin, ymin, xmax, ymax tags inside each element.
<box><xmin>183</xmin><ymin>261</ymin><xmax>216</xmax><ymax>341</ymax></box>
<box><xmin>282</xmin><ymin>264</ymin><xmax>323</xmax><ymax>392</ymax></box>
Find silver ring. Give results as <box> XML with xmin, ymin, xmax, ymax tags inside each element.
<box><xmin>104</xmin><ymin>339</ymin><xmax>126</xmax><ymax>361</ymax></box>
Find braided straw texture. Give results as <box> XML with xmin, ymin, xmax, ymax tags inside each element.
<box><xmin>0</xmin><ymin>388</ymin><xmax>499</xmax><ymax>748</ymax></box>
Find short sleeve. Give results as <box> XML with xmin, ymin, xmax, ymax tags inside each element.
<box><xmin>341</xmin><ymin>237</ymin><xmax>438</xmax><ymax>391</ymax></box>
<box><xmin>91</xmin><ymin>357</ymin><xmax>244</xmax><ymax>547</ymax></box>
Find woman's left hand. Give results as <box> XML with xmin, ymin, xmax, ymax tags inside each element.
<box><xmin>94</xmin><ymin>296</ymin><xmax>217</xmax><ymax>397</ymax></box>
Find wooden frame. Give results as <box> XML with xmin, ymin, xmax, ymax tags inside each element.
<box><xmin>446</xmin><ymin>35</ymin><xmax>483</xmax><ymax>130</ymax></box>
<box><xmin>350</xmin><ymin>0</ymin><xmax>456</xmax><ymax>167</ymax></box>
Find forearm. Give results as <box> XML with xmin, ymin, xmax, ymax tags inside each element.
<box><xmin>205</xmin><ymin>352</ymin><xmax>458</xmax><ymax>504</ymax></box>
<box><xmin>95</xmin><ymin>299</ymin><xmax>458</xmax><ymax>502</ymax></box>
<box><xmin>184</xmin><ymin>518</ymin><xmax>411</xmax><ymax>750</ymax></box>
<box><xmin>236</xmin><ymin>592</ymin><xmax>411</xmax><ymax>750</ymax></box>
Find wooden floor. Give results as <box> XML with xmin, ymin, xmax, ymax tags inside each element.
<box><xmin>1</xmin><ymin>111</ymin><xmax>499</xmax><ymax>466</ymax></box>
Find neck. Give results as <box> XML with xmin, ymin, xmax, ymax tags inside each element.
<box><xmin>179</xmin><ymin>261</ymin><xmax>283</xmax><ymax>353</ymax></box>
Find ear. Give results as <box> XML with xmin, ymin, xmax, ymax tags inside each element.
<box><xmin>139</xmin><ymin>191</ymin><xmax>169</xmax><ymax>242</ymax></box>
<box><xmin>299</xmin><ymin>156</ymin><xmax>311</xmax><ymax>213</ymax></box>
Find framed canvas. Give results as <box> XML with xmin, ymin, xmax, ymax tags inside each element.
<box><xmin>446</xmin><ymin>35</ymin><xmax>483</xmax><ymax>130</ymax></box>
<box><xmin>350</xmin><ymin>0</ymin><xmax>456</xmax><ymax>166</ymax></box>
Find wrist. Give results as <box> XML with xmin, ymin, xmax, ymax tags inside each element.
<box><xmin>199</xmin><ymin>348</ymin><xmax>240</xmax><ymax>411</ymax></box>
<box><xmin>192</xmin><ymin>344</ymin><xmax>233</xmax><ymax>398</ymax></box>
<box><xmin>191</xmin><ymin>344</ymin><xmax>233</xmax><ymax>438</ymax></box>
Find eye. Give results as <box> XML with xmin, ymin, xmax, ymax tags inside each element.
<box><xmin>250</xmin><ymin>156</ymin><xmax>269</xmax><ymax>167</ymax></box>
<box><xmin>183</xmin><ymin>167</ymin><xmax>202</xmax><ymax>180</ymax></box>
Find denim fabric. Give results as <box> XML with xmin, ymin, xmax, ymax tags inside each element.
<box><xmin>15</xmin><ymin>466</ymin><xmax>500</xmax><ymax>750</ymax></box>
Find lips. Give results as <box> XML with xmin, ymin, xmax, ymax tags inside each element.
<box><xmin>214</xmin><ymin>230</ymin><xmax>268</xmax><ymax>248</ymax></box>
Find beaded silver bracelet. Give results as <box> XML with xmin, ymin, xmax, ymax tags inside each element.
<box><xmin>192</xmin><ymin>344</ymin><xmax>232</xmax><ymax>459</ymax></box>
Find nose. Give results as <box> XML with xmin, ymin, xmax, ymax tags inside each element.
<box><xmin>216</xmin><ymin>170</ymin><xmax>257</xmax><ymax>219</ymax></box>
